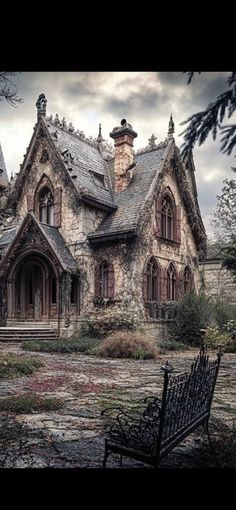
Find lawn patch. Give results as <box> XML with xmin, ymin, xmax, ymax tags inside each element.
<box><xmin>0</xmin><ymin>394</ymin><xmax>63</xmax><ymax>413</ymax></box>
<box><xmin>0</xmin><ymin>354</ymin><xmax>43</xmax><ymax>379</ymax></box>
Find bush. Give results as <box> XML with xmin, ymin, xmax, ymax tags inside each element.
<box><xmin>213</xmin><ymin>298</ymin><xmax>235</xmax><ymax>329</ymax></box>
<box><xmin>82</xmin><ymin>308</ymin><xmax>137</xmax><ymax>338</ymax></box>
<box><xmin>205</xmin><ymin>325</ymin><xmax>236</xmax><ymax>352</ymax></box>
<box><xmin>0</xmin><ymin>354</ymin><xmax>43</xmax><ymax>379</ymax></box>
<box><xmin>94</xmin><ymin>331</ymin><xmax>158</xmax><ymax>359</ymax></box>
<box><xmin>222</xmin><ymin>319</ymin><xmax>236</xmax><ymax>339</ymax></box>
<box><xmin>170</xmin><ymin>292</ymin><xmax>214</xmax><ymax>346</ymax></box>
<box><xmin>22</xmin><ymin>336</ymin><xmax>102</xmax><ymax>354</ymax></box>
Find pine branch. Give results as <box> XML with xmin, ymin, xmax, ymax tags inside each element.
<box><xmin>183</xmin><ymin>72</ymin><xmax>202</xmax><ymax>84</ymax></box>
<box><xmin>220</xmin><ymin>125</ymin><xmax>236</xmax><ymax>155</ymax></box>
<box><xmin>180</xmin><ymin>87</ymin><xmax>236</xmax><ymax>158</ymax></box>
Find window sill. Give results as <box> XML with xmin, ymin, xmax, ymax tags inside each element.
<box><xmin>159</xmin><ymin>237</ymin><xmax>180</xmax><ymax>246</ymax></box>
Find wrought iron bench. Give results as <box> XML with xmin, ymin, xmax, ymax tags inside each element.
<box><xmin>101</xmin><ymin>347</ymin><xmax>222</xmax><ymax>468</ymax></box>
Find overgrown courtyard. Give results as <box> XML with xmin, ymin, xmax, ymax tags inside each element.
<box><xmin>0</xmin><ymin>341</ymin><xmax>235</xmax><ymax>468</ymax></box>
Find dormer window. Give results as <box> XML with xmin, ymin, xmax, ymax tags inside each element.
<box><xmin>39</xmin><ymin>188</ymin><xmax>54</xmax><ymax>225</ymax></box>
<box><xmin>91</xmin><ymin>171</ymin><xmax>106</xmax><ymax>188</ymax></box>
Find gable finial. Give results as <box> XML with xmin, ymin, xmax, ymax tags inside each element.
<box><xmin>148</xmin><ymin>133</ymin><xmax>157</xmax><ymax>150</ymax></box>
<box><xmin>168</xmin><ymin>113</ymin><xmax>175</xmax><ymax>138</ymax></box>
<box><xmin>36</xmin><ymin>94</ymin><xmax>47</xmax><ymax>119</ymax></box>
<box><xmin>96</xmin><ymin>123</ymin><xmax>104</xmax><ymax>143</ymax></box>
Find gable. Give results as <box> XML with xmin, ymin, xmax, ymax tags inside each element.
<box><xmin>88</xmin><ymin>144</ymin><xmax>168</xmax><ymax>242</ymax></box>
<box><xmin>0</xmin><ymin>212</ymin><xmax>77</xmax><ymax>276</ymax></box>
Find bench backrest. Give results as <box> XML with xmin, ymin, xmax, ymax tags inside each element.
<box><xmin>157</xmin><ymin>347</ymin><xmax>222</xmax><ymax>451</ymax></box>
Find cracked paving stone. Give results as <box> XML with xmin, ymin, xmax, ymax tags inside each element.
<box><xmin>0</xmin><ymin>343</ymin><xmax>236</xmax><ymax>468</ymax></box>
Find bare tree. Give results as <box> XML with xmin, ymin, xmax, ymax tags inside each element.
<box><xmin>180</xmin><ymin>72</ymin><xmax>236</xmax><ymax>160</ymax></box>
<box><xmin>211</xmin><ymin>168</ymin><xmax>236</xmax><ymax>241</ymax></box>
<box><xmin>0</xmin><ymin>72</ymin><xmax>23</xmax><ymax>107</ymax></box>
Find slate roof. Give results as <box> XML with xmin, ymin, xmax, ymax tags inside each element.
<box><xmin>0</xmin><ymin>217</ymin><xmax>77</xmax><ymax>273</ymax></box>
<box><xmin>46</xmin><ymin>120</ymin><xmax>115</xmax><ymax>209</ymax></box>
<box><xmin>41</xmin><ymin>223</ymin><xmax>77</xmax><ymax>272</ymax></box>
<box><xmin>0</xmin><ymin>227</ymin><xmax>18</xmax><ymax>247</ymax></box>
<box><xmin>0</xmin><ymin>143</ymin><xmax>9</xmax><ymax>188</ymax></box>
<box><xmin>88</xmin><ymin>146</ymin><xmax>167</xmax><ymax>240</ymax></box>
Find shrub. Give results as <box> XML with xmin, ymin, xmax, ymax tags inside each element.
<box><xmin>170</xmin><ymin>292</ymin><xmax>214</xmax><ymax>346</ymax></box>
<box><xmin>213</xmin><ymin>298</ymin><xmax>235</xmax><ymax>329</ymax></box>
<box><xmin>94</xmin><ymin>331</ymin><xmax>158</xmax><ymax>359</ymax></box>
<box><xmin>205</xmin><ymin>325</ymin><xmax>236</xmax><ymax>352</ymax></box>
<box><xmin>82</xmin><ymin>308</ymin><xmax>137</xmax><ymax>338</ymax></box>
<box><xmin>22</xmin><ymin>336</ymin><xmax>102</xmax><ymax>354</ymax></box>
<box><xmin>0</xmin><ymin>354</ymin><xmax>43</xmax><ymax>379</ymax></box>
<box><xmin>222</xmin><ymin>319</ymin><xmax>236</xmax><ymax>339</ymax></box>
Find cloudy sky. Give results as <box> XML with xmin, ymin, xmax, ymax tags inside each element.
<box><xmin>0</xmin><ymin>71</ymin><xmax>235</xmax><ymax>238</ymax></box>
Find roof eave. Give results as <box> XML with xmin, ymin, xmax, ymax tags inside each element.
<box><xmin>87</xmin><ymin>228</ymin><xmax>137</xmax><ymax>244</ymax></box>
<box><xmin>82</xmin><ymin>194</ymin><xmax>117</xmax><ymax>212</ymax></box>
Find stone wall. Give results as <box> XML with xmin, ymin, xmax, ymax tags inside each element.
<box><xmin>199</xmin><ymin>259</ymin><xmax>236</xmax><ymax>306</ymax></box>
<box><xmin>15</xmin><ymin>138</ymin><xmax>106</xmax><ymax>247</ymax></box>
<box><xmin>71</xmin><ymin>166</ymin><xmax>200</xmax><ymax>333</ymax></box>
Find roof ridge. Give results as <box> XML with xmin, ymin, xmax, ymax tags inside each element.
<box><xmin>45</xmin><ymin>115</ymin><xmax>114</xmax><ymax>156</ymax></box>
<box><xmin>135</xmin><ymin>139</ymin><xmax>168</xmax><ymax>156</ymax></box>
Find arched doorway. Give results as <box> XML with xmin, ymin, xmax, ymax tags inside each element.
<box><xmin>9</xmin><ymin>254</ymin><xmax>58</xmax><ymax>322</ymax></box>
<box><xmin>18</xmin><ymin>262</ymin><xmax>44</xmax><ymax>320</ymax></box>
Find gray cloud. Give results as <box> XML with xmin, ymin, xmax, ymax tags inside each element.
<box><xmin>0</xmin><ymin>71</ymin><xmax>234</xmax><ymax>238</ymax></box>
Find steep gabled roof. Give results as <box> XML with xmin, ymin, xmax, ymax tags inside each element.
<box><xmin>88</xmin><ymin>140</ymin><xmax>207</xmax><ymax>257</ymax></box>
<box><xmin>0</xmin><ymin>226</ymin><xmax>18</xmax><ymax>247</ymax></box>
<box><xmin>9</xmin><ymin>116</ymin><xmax>116</xmax><ymax>213</ymax></box>
<box><xmin>88</xmin><ymin>144</ymin><xmax>168</xmax><ymax>241</ymax></box>
<box><xmin>0</xmin><ymin>213</ymin><xmax>77</xmax><ymax>274</ymax></box>
<box><xmin>0</xmin><ymin>143</ymin><xmax>9</xmax><ymax>188</ymax></box>
<box><xmin>40</xmin><ymin>223</ymin><xmax>77</xmax><ymax>271</ymax></box>
<box><xmin>45</xmin><ymin>119</ymin><xmax>115</xmax><ymax>210</ymax></box>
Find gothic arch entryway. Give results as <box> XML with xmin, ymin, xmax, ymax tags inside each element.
<box><xmin>8</xmin><ymin>253</ymin><xmax>59</xmax><ymax>322</ymax></box>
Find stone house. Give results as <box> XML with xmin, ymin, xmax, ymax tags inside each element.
<box><xmin>0</xmin><ymin>94</ymin><xmax>207</xmax><ymax>338</ymax></box>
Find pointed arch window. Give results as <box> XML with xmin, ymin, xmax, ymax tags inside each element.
<box><xmin>39</xmin><ymin>187</ymin><xmax>54</xmax><ymax>225</ymax></box>
<box><xmin>95</xmin><ymin>261</ymin><xmax>114</xmax><ymax>299</ymax></box>
<box><xmin>183</xmin><ymin>266</ymin><xmax>192</xmax><ymax>295</ymax></box>
<box><xmin>161</xmin><ymin>195</ymin><xmax>174</xmax><ymax>240</ymax></box>
<box><xmin>143</xmin><ymin>257</ymin><xmax>159</xmax><ymax>302</ymax></box>
<box><xmin>167</xmin><ymin>263</ymin><xmax>176</xmax><ymax>301</ymax></box>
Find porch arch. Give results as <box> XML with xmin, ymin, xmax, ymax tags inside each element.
<box><xmin>7</xmin><ymin>251</ymin><xmax>60</xmax><ymax>322</ymax></box>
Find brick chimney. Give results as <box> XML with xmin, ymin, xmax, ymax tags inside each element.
<box><xmin>110</xmin><ymin>119</ymin><xmax>137</xmax><ymax>192</ymax></box>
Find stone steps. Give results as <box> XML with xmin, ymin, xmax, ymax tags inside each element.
<box><xmin>0</xmin><ymin>326</ymin><xmax>59</xmax><ymax>342</ymax></box>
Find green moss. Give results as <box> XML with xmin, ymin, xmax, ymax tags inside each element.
<box><xmin>0</xmin><ymin>394</ymin><xmax>62</xmax><ymax>413</ymax></box>
<box><xmin>0</xmin><ymin>354</ymin><xmax>43</xmax><ymax>379</ymax></box>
